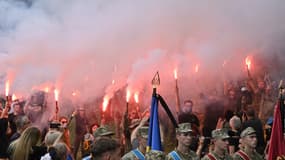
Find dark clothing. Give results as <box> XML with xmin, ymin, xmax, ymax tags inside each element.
<box><xmin>29</xmin><ymin>146</ymin><xmax>47</xmax><ymax>160</ymax></box>
<box><xmin>73</xmin><ymin>115</ymin><xmax>88</xmax><ymax>158</ymax></box>
<box><xmin>0</xmin><ymin>118</ymin><xmax>9</xmax><ymax>158</ymax></box>
<box><xmin>228</xmin><ymin>130</ymin><xmax>240</xmax><ymax>152</ymax></box>
<box><xmin>178</xmin><ymin>112</ymin><xmax>200</xmax><ymax>128</ymax></box>
<box><xmin>10</xmin><ymin>132</ymin><xmax>21</xmax><ymax>142</ymax></box>
<box><xmin>241</xmin><ymin>118</ymin><xmax>265</xmax><ymax>155</ymax></box>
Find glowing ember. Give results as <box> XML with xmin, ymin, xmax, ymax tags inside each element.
<box><xmin>12</xmin><ymin>94</ymin><xmax>17</xmax><ymax>101</ymax></box>
<box><xmin>134</xmin><ymin>92</ymin><xmax>139</xmax><ymax>103</ymax></box>
<box><xmin>195</xmin><ymin>64</ymin><xmax>199</xmax><ymax>73</ymax></box>
<box><xmin>54</xmin><ymin>89</ymin><xmax>59</xmax><ymax>101</ymax></box>
<box><xmin>126</xmin><ymin>90</ymin><xmax>131</xmax><ymax>102</ymax></box>
<box><xmin>5</xmin><ymin>80</ymin><xmax>9</xmax><ymax>96</ymax></box>
<box><xmin>174</xmin><ymin>69</ymin><xmax>178</xmax><ymax>79</ymax></box>
<box><xmin>245</xmin><ymin>56</ymin><xmax>251</xmax><ymax>70</ymax></box>
<box><xmin>102</xmin><ymin>95</ymin><xmax>109</xmax><ymax>112</ymax></box>
<box><xmin>45</xmin><ymin>87</ymin><xmax>49</xmax><ymax>93</ymax></box>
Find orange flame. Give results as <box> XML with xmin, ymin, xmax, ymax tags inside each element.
<box><xmin>126</xmin><ymin>90</ymin><xmax>131</xmax><ymax>102</ymax></box>
<box><xmin>134</xmin><ymin>92</ymin><xmax>139</xmax><ymax>103</ymax></box>
<box><xmin>112</xmin><ymin>79</ymin><xmax>115</xmax><ymax>85</ymax></box>
<box><xmin>245</xmin><ymin>56</ymin><xmax>251</xmax><ymax>70</ymax></box>
<box><xmin>102</xmin><ymin>95</ymin><xmax>109</xmax><ymax>112</ymax></box>
<box><xmin>12</xmin><ymin>94</ymin><xmax>17</xmax><ymax>101</ymax></box>
<box><xmin>195</xmin><ymin>64</ymin><xmax>199</xmax><ymax>73</ymax></box>
<box><xmin>174</xmin><ymin>69</ymin><xmax>178</xmax><ymax>79</ymax></box>
<box><xmin>45</xmin><ymin>87</ymin><xmax>49</xmax><ymax>93</ymax></box>
<box><xmin>5</xmin><ymin>80</ymin><xmax>9</xmax><ymax>96</ymax></box>
<box><xmin>54</xmin><ymin>89</ymin><xmax>59</xmax><ymax>101</ymax></box>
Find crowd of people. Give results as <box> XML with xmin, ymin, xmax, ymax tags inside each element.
<box><xmin>0</xmin><ymin>71</ymin><xmax>282</xmax><ymax>160</ymax></box>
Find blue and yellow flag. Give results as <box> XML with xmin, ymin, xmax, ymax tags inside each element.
<box><xmin>146</xmin><ymin>94</ymin><xmax>162</xmax><ymax>152</ymax></box>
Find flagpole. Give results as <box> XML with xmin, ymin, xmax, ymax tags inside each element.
<box><xmin>278</xmin><ymin>80</ymin><xmax>285</xmax><ymax>133</ymax></box>
<box><xmin>174</xmin><ymin>69</ymin><xmax>181</xmax><ymax>116</ymax></box>
<box><xmin>147</xmin><ymin>72</ymin><xmax>161</xmax><ymax>152</ymax></box>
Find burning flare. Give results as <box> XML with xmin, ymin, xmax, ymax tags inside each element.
<box><xmin>126</xmin><ymin>89</ymin><xmax>131</xmax><ymax>102</ymax></box>
<box><xmin>134</xmin><ymin>92</ymin><xmax>139</xmax><ymax>103</ymax></box>
<box><xmin>245</xmin><ymin>56</ymin><xmax>251</xmax><ymax>70</ymax></box>
<box><xmin>54</xmin><ymin>89</ymin><xmax>59</xmax><ymax>101</ymax></box>
<box><xmin>12</xmin><ymin>94</ymin><xmax>17</xmax><ymax>101</ymax></box>
<box><xmin>45</xmin><ymin>87</ymin><xmax>49</xmax><ymax>93</ymax></box>
<box><xmin>5</xmin><ymin>80</ymin><xmax>9</xmax><ymax>96</ymax></box>
<box><xmin>102</xmin><ymin>95</ymin><xmax>109</xmax><ymax>112</ymax></box>
<box><xmin>174</xmin><ymin>69</ymin><xmax>178</xmax><ymax>79</ymax></box>
<box><xmin>195</xmin><ymin>64</ymin><xmax>199</xmax><ymax>73</ymax></box>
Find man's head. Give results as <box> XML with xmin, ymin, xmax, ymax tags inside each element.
<box><xmin>93</xmin><ymin>126</ymin><xmax>114</xmax><ymax>140</ymax></box>
<box><xmin>59</xmin><ymin>116</ymin><xmax>68</xmax><ymax>128</ymax></box>
<box><xmin>15</xmin><ymin>115</ymin><xmax>31</xmax><ymax>132</ymax></box>
<box><xmin>77</xmin><ymin>107</ymin><xmax>86</xmax><ymax>117</ymax></box>
<box><xmin>182</xmin><ymin>100</ymin><xmax>193</xmax><ymax>113</ymax></box>
<box><xmin>229</xmin><ymin>116</ymin><xmax>241</xmax><ymax>130</ymax></box>
<box><xmin>240</xmin><ymin>127</ymin><xmax>257</xmax><ymax>149</ymax></box>
<box><xmin>211</xmin><ymin>129</ymin><xmax>230</xmax><ymax>152</ymax></box>
<box><xmin>137</xmin><ymin>126</ymin><xmax>148</xmax><ymax>149</ymax></box>
<box><xmin>176</xmin><ymin>123</ymin><xmax>194</xmax><ymax>147</ymax></box>
<box><xmin>228</xmin><ymin>89</ymin><xmax>236</xmax><ymax>99</ymax></box>
<box><xmin>91</xmin><ymin>138</ymin><xmax>121</xmax><ymax>160</ymax></box>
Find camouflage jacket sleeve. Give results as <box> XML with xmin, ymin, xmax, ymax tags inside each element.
<box><xmin>201</xmin><ymin>155</ymin><xmax>210</xmax><ymax>160</ymax></box>
<box><xmin>121</xmin><ymin>152</ymin><xmax>138</xmax><ymax>160</ymax></box>
<box><xmin>166</xmin><ymin>154</ymin><xmax>174</xmax><ymax>160</ymax></box>
<box><xmin>232</xmin><ymin>153</ymin><xmax>243</xmax><ymax>160</ymax></box>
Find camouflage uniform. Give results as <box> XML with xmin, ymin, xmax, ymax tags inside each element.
<box><xmin>167</xmin><ymin>123</ymin><xmax>199</xmax><ymax>160</ymax></box>
<box><xmin>202</xmin><ymin>129</ymin><xmax>233</xmax><ymax>160</ymax></box>
<box><xmin>146</xmin><ymin>150</ymin><xmax>166</xmax><ymax>160</ymax></box>
<box><xmin>121</xmin><ymin>127</ymin><xmax>148</xmax><ymax>160</ymax></box>
<box><xmin>232</xmin><ymin>127</ymin><xmax>263</xmax><ymax>160</ymax></box>
<box><xmin>232</xmin><ymin>150</ymin><xmax>263</xmax><ymax>160</ymax></box>
<box><xmin>167</xmin><ymin>149</ymin><xmax>199</xmax><ymax>160</ymax></box>
<box><xmin>201</xmin><ymin>151</ymin><xmax>233</xmax><ymax>160</ymax></box>
<box><xmin>122</xmin><ymin>150</ymin><xmax>144</xmax><ymax>160</ymax></box>
<box><xmin>93</xmin><ymin>126</ymin><xmax>115</xmax><ymax>139</ymax></box>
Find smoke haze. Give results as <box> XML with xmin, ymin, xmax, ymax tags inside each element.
<box><xmin>1</xmin><ymin>0</ymin><xmax>285</xmax><ymax>113</ymax></box>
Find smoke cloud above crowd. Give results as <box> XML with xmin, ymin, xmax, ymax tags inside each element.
<box><xmin>1</xmin><ymin>0</ymin><xmax>285</xmax><ymax>111</ymax></box>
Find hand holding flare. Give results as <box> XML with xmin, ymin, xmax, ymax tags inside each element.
<box><xmin>54</xmin><ymin>89</ymin><xmax>59</xmax><ymax>120</ymax></box>
<box><xmin>245</xmin><ymin>56</ymin><xmax>252</xmax><ymax>78</ymax></box>
<box><xmin>123</xmin><ymin>89</ymin><xmax>132</xmax><ymax>153</ymax></box>
<box><xmin>5</xmin><ymin>80</ymin><xmax>9</xmax><ymax>101</ymax></box>
<box><xmin>134</xmin><ymin>92</ymin><xmax>141</xmax><ymax>118</ymax></box>
<box><xmin>174</xmin><ymin>69</ymin><xmax>181</xmax><ymax>115</ymax></box>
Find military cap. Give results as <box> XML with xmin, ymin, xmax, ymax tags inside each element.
<box><xmin>93</xmin><ymin>126</ymin><xmax>114</xmax><ymax>138</ymax></box>
<box><xmin>137</xmin><ymin>126</ymin><xmax>149</xmax><ymax>139</ymax></box>
<box><xmin>240</xmin><ymin>127</ymin><xmax>256</xmax><ymax>138</ymax></box>
<box><xmin>211</xmin><ymin>129</ymin><xmax>230</xmax><ymax>139</ymax></box>
<box><xmin>176</xmin><ymin>122</ymin><xmax>193</xmax><ymax>133</ymax></box>
<box><xmin>145</xmin><ymin>150</ymin><xmax>165</xmax><ymax>160</ymax></box>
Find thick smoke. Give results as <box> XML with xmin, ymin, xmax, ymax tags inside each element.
<box><xmin>0</xmin><ymin>0</ymin><xmax>285</xmax><ymax>115</ymax></box>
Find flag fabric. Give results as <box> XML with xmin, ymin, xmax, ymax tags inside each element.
<box><xmin>268</xmin><ymin>100</ymin><xmax>285</xmax><ymax>160</ymax></box>
<box><xmin>147</xmin><ymin>94</ymin><xmax>162</xmax><ymax>152</ymax></box>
